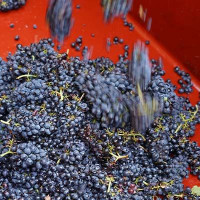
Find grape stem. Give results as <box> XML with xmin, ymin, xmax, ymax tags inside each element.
<box><xmin>109</xmin><ymin>152</ymin><xmax>128</xmax><ymax>163</ymax></box>
<box><xmin>106</xmin><ymin>176</ymin><xmax>115</xmax><ymax>193</ymax></box>
<box><xmin>175</xmin><ymin>105</ymin><xmax>198</xmax><ymax>133</ymax></box>
<box><xmin>0</xmin><ymin>139</ymin><xmax>16</xmax><ymax>157</ymax></box>
<box><xmin>0</xmin><ymin>119</ymin><xmax>11</xmax><ymax>125</ymax></box>
<box><xmin>16</xmin><ymin>74</ymin><xmax>37</xmax><ymax>80</ymax></box>
<box><xmin>0</xmin><ymin>150</ymin><xmax>16</xmax><ymax>157</ymax></box>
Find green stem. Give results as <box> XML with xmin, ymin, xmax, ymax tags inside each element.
<box><xmin>0</xmin><ymin>150</ymin><xmax>16</xmax><ymax>157</ymax></box>
<box><xmin>175</xmin><ymin>124</ymin><xmax>182</xmax><ymax>133</ymax></box>
<box><xmin>109</xmin><ymin>152</ymin><xmax>128</xmax><ymax>163</ymax></box>
<box><xmin>107</xmin><ymin>181</ymin><xmax>112</xmax><ymax>193</ymax></box>
<box><xmin>134</xmin><ymin>133</ymin><xmax>146</xmax><ymax>141</ymax></box>
<box><xmin>0</xmin><ymin>119</ymin><xmax>11</xmax><ymax>125</ymax></box>
<box><xmin>16</xmin><ymin>74</ymin><xmax>37</xmax><ymax>80</ymax></box>
<box><xmin>60</xmin><ymin>88</ymin><xmax>64</xmax><ymax>101</ymax></box>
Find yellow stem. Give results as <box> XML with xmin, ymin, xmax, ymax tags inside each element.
<box><xmin>175</xmin><ymin>124</ymin><xmax>183</xmax><ymax>133</ymax></box>
<box><xmin>16</xmin><ymin>74</ymin><xmax>37</xmax><ymax>80</ymax></box>
<box><xmin>134</xmin><ymin>133</ymin><xmax>146</xmax><ymax>141</ymax></box>
<box><xmin>107</xmin><ymin>181</ymin><xmax>112</xmax><ymax>193</ymax></box>
<box><xmin>0</xmin><ymin>119</ymin><xmax>11</xmax><ymax>125</ymax></box>
<box><xmin>79</xmin><ymin>93</ymin><xmax>85</xmax><ymax>102</ymax></box>
<box><xmin>60</xmin><ymin>88</ymin><xmax>64</xmax><ymax>101</ymax></box>
<box><xmin>109</xmin><ymin>152</ymin><xmax>128</xmax><ymax>163</ymax></box>
<box><xmin>0</xmin><ymin>150</ymin><xmax>16</xmax><ymax>157</ymax></box>
<box><xmin>57</xmin><ymin>158</ymin><xmax>61</xmax><ymax>164</ymax></box>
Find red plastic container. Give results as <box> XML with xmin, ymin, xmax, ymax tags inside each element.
<box><xmin>0</xmin><ymin>0</ymin><xmax>199</xmax><ymax>189</ymax></box>
<box><xmin>130</xmin><ymin>0</ymin><xmax>200</xmax><ymax>81</ymax></box>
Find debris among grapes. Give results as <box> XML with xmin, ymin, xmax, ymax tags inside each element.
<box><xmin>45</xmin><ymin>195</ymin><xmax>51</xmax><ymax>200</ymax></box>
<box><xmin>191</xmin><ymin>186</ymin><xmax>200</xmax><ymax>196</ymax></box>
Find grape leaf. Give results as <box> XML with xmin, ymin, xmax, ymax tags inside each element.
<box><xmin>191</xmin><ymin>186</ymin><xmax>200</xmax><ymax>196</ymax></box>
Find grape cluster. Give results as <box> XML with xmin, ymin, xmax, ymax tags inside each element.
<box><xmin>15</xmin><ymin>142</ymin><xmax>50</xmax><ymax>169</ymax></box>
<box><xmin>11</xmin><ymin>79</ymin><xmax>50</xmax><ymax>105</ymax></box>
<box><xmin>75</xmin><ymin>72</ymin><xmax>129</xmax><ymax>128</ymax></box>
<box><xmin>6</xmin><ymin>106</ymin><xmax>57</xmax><ymax>139</ymax></box>
<box><xmin>174</xmin><ymin>66</ymin><xmax>193</xmax><ymax>94</ymax></box>
<box><xmin>127</xmin><ymin>42</ymin><xmax>163</xmax><ymax>132</ymax></box>
<box><xmin>101</xmin><ymin>0</ymin><xmax>133</xmax><ymax>22</ymax></box>
<box><xmin>46</xmin><ymin>0</ymin><xmax>72</xmax><ymax>42</ymax></box>
<box><xmin>0</xmin><ymin>0</ymin><xmax>26</xmax><ymax>12</ymax></box>
<box><xmin>129</xmin><ymin>41</ymin><xmax>151</xmax><ymax>91</ymax></box>
<box><xmin>0</xmin><ymin>39</ymin><xmax>200</xmax><ymax>199</ymax></box>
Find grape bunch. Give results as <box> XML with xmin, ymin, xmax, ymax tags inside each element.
<box><xmin>127</xmin><ymin>41</ymin><xmax>163</xmax><ymax>132</ymax></box>
<box><xmin>75</xmin><ymin>72</ymin><xmax>129</xmax><ymax>128</ymax></box>
<box><xmin>0</xmin><ymin>0</ymin><xmax>27</xmax><ymax>12</ymax></box>
<box><xmin>11</xmin><ymin>79</ymin><xmax>50</xmax><ymax>105</ymax></box>
<box><xmin>5</xmin><ymin>106</ymin><xmax>57</xmax><ymax>139</ymax></box>
<box><xmin>15</xmin><ymin>142</ymin><xmax>50</xmax><ymax>169</ymax></box>
<box><xmin>46</xmin><ymin>0</ymin><xmax>72</xmax><ymax>43</ymax></box>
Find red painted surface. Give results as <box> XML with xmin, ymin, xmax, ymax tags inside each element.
<box><xmin>0</xmin><ymin>0</ymin><xmax>199</xmax><ymax>188</ymax></box>
<box><xmin>130</xmin><ymin>0</ymin><xmax>200</xmax><ymax>80</ymax></box>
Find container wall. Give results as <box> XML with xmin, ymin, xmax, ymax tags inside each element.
<box><xmin>130</xmin><ymin>0</ymin><xmax>200</xmax><ymax>78</ymax></box>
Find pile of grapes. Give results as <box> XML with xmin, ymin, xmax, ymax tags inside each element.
<box><xmin>0</xmin><ymin>0</ymin><xmax>26</xmax><ymax>12</ymax></box>
<box><xmin>0</xmin><ymin>38</ymin><xmax>200</xmax><ymax>200</ymax></box>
